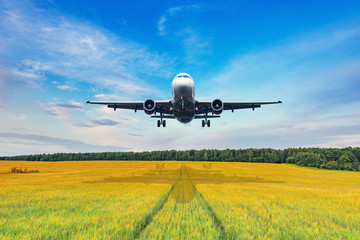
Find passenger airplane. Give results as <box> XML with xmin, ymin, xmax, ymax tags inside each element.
<box><xmin>87</xmin><ymin>73</ymin><xmax>282</xmax><ymax>127</ymax></box>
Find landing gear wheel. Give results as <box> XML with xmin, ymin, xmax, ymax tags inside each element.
<box><xmin>163</xmin><ymin>120</ymin><xmax>166</xmax><ymax>127</ymax></box>
<box><xmin>157</xmin><ymin>120</ymin><xmax>161</xmax><ymax>127</ymax></box>
<box><xmin>208</xmin><ymin>120</ymin><xmax>210</xmax><ymax>127</ymax></box>
<box><xmin>202</xmin><ymin>120</ymin><xmax>205</xmax><ymax>127</ymax></box>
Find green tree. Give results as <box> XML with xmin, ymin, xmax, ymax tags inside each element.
<box><xmin>326</xmin><ymin>161</ymin><xmax>338</xmax><ymax>170</ymax></box>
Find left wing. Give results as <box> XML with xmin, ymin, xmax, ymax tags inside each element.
<box><xmin>86</xmin><ymin>100</ymin><xmax>173</xmax><ymax>114</ymax></box>
<box><xmin>195</xmin><ymin>101</ymin><xmax>282</xmax><ymax>114</ymax></box>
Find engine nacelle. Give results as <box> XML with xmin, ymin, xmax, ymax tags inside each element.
<box><xmin>143</xmin><ymin>99</ymin><xmax>156</xmax><ymax>115</ymax></box>
<box><xmin>211</xmin><ymin>99</ymin><xmax>224</xmax><ymax>114</ymax></box>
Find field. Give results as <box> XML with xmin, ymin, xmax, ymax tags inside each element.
<box><xmin>1</xmin><ymin>161</ymin><xmax>360</xmax><ymax>239</ymax></box>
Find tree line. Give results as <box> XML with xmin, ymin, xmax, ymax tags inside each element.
<box><xmin>2</xmin><ymin>147</ymin><xmax>360</xmax><ymax>171</ymax></box>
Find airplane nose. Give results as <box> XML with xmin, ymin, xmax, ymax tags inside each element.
<box><xmin>176</xmin><ymin>83</ymin><xmax>192</xmax><ymax>92</ymax></box>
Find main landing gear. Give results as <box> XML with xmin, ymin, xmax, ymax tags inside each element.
<box><xmin>157</xmin><ymin>119</ymin><xmax>166</xmax><ymax>127</ymax></box>
<box><xmin>157</xmin><ymin>113</ymin><xmax>166</xmax><ymax>127</ymax></box>
<box><xmin>202</xmin><ymin>119</ymin><xmax>210</xmax><ymax>127</ymax></box>
<box><xmin>201</xmin><ymin>113</ymin><xmax>211</xmax><ymax>127</ymax></box>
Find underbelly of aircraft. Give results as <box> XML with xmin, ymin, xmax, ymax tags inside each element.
<box><xmin>173</xmin><ymin>105</ymin><xmax>196</xmax><ymax>124</ymax></box>
<box><xmin>172</xmin><ymin>83</ymin><xmax>196</xmax><ymax>123</ymax></box>
<box><xmin>174</xmin><ymin>114</ymin><xmax>195</xmax><ymax>124</ymax></box>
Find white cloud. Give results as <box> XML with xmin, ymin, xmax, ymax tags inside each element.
<box><xmin>156</xmin><ymin>5</ymin><xmax>211</xmax><ymax>65</ymax></box>
<box><xmin>156</xmin><ymin>5</ymin><xmax>199</xmax><ymax>36</ymax></box>
<box><xmin>1</xmin><ymin>1</ymin><xmax>359</xmax><ymax>155</ymax></box>
<box><xmin>80</xmin><ymin>37</ymin><xmax>97</xmax><ymax>51</ymax></box>
<box><xmin>0</xmin><ymin>132</ymin><xmax>125</xmax><ymax>156</ymax></box>
<box><xmin>51</xmin><ymin>80</ymin><xmax>77</xmax><ymax>91</ymax></box>
<box><xmin>9</xmin><ymin>114</ymin><xmax>27</xmax><ymax>120</ymax></box>
<box><xmin>41</xmin><ymin>100</ymin><xmax>83</xmax><ymax>121</ymax></box>
<box><xmin>156</xmin><ymin>16</ymin><xmax>167</xmax><ymax>36</ymax></box>
<box><xmin>17</xmin><ymin>114</ymin><xmax>26</xmax><ymax>120</ymax></box>
<box><xmin>0</xmin><ymin>66</ymin><xmax>44</xmax><ymax>88</ymax></box>
<box><xmin>95</xmin><ymin>94</ymin><xmax>105</xmax><ymax>98</ymax></box>
<box><xmin>208</xmin><ymin>23</ymin><xmax>360</xmax><ymax>101</ymax></box>
<box><xmin>314</xmin><ymin>135</ymin><xmax>360</xmax><ymax>148</ymax></box>
<box><xmin>57</xmin><ymin>85</ymin><xmax>77</xmax><ymax>91</ymax></box>
<box><xmin>192</xmin><ymin>22</ymin><xmax>360</xmax><ymax>149</ymax></box>
<box><xmin>176</xmin><ymin>27</ymin><xmax>212</xmax><ymax>64</ymax></box>
<box><xmin>0</xmin><ymin>1</ymin><xmax>175</xmax><ymax>99</ymax></box>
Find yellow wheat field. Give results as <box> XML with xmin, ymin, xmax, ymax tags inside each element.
<box><xmin>1</xmin><ymin>161</ymin><xmax>360</xmax><ymax>239</ymax></box>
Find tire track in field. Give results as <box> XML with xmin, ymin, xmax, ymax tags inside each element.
<box><xmin>128</xmin><ymin>168</ymin><xmax>182</xmax><ymax>240</ymax></box>
<box><xmin>184</xmin><ymin>166</ymin><xmax>228</xmax><ymax>240</ymax></box>
<box><xmin>129</xmin><ymin>164</ymin><xmax>228</xmax><ymax>240</ymax></box>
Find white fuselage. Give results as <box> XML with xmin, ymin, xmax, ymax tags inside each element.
<box><xmin>171</xmin><ymin>73</ymin><xmax>196</xmax><ymax>123</ymax></box>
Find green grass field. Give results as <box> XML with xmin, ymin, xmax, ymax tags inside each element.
<box><xmin>1</xmin><ymin>161</ymin><xmax>360</xmax><ymax>239</ymax></box>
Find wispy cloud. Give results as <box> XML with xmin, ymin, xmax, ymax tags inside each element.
<box><xmin>0</xmin><ymin>2</ymin><xmax>175</xmax><ymax>99</ymax></box>
<box><xmin>92</xmin><ymin>119</ymin><xmax>119</xmax><ymax>126</ymax></box>
<box><xmin>42</xmin><ymin>100</ymin><xmax>82</xmax><ymax>119</ymax></box>
<box><xmin>9</xmin><ymin>114</ymin><xmax>27</xmax><ymax>120</ymax></box>
<box><xmin>0</xmin><ymin>65</ymin><xmax>45</xmax><ymax>89</ymax></box>
<box><xmin>51</xmin><ymin>80</ymin><xmax>77</xmax><ymax>91</ymax></box>
<box><xmin>1</xmin><ymin>0</ymin><xmax>359</xmax><ymax>156</ymax></box>
<box><xmin>191</xmin><ymin>22</ymin><xmax>360</xmax><ymax>149</ymax></box>
<box><xmin>156</xmin><ymin>16</ymin><xmax>167</xmax><ymax>36</ymax></box>
<box><xmin>176</xmin><ymin>27</ymin><xmax>212</xmax><ymax>64</ymax></box>
<box><xmin>208</xmin><ymin>23</ymin><xmax>360</xmax><ymax>102</ymax></box>
<box><xmin>156</xmin><ymin>5</ymin><xmax>211</xmax><ymax>65</ymax></box>
<box><xmin>0</xmin><ymin>132</ymin><xmax>125</xmax><ymax>155</ymax></box>
<box><xmin>156</xmin><ymin>5</ymin><xmax>200</xmax><ymax>36</ymax></box>
<box><xmin>77</xmin><ymin>119</ymin><xmax>120</xmax><ymax>128</ymax></box>
<box><xmin>95</xmin><ymin>94</ymin><xmax>106</xmax><ymax>98</ymax></box>
<box><xmin>56</xmin><ymin>85</ymin><xmax>77</xmax><ymax>91</ymax></box>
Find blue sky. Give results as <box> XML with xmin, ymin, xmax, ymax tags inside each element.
<box><xmin>1</xmin><ymin>0</ymin><xmax>360</xmax><ymax>156</ymax></box>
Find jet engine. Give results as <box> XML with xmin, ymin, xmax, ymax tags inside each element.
<box><xmin>143</xmin><ymin>99</ymin><xmax>156</xmax><ymax>115</ymax></box>
<box><xmin>211</xmin><ymin>99</ymin><xmax>224</xmax><ymax>114</ymax></box>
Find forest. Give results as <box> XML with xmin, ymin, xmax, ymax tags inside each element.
<box><xmin>2</xmin><ymin>147</ymin><xmax>360</xmax><ymax>171</ymax></box>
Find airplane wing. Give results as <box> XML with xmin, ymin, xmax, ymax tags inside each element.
<box><xmin>195</xmin><ymin>101</ymin><xmax>282</xmax><ymax>114</ymax></box>
<box><xmin>86</xmin><ymin>100</ymin><xmax>173</xmax><ymax>114</ymax></box>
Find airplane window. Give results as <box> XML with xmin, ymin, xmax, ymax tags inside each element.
<box><xmin>176</xmin><ymin>75</ymin><xmax>190</xmax><ymax>78</ymax></box>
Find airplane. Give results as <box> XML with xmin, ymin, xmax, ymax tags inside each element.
<box><xmin>86</xmin><ymin>73</ymin><xmax>282</xmax><ymax>127</ymax></box>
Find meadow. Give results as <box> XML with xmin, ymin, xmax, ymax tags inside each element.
<box><xmin>1</xmin><ymin>161</ymin><xmax>359</xmax><ymax>239</ymax></box>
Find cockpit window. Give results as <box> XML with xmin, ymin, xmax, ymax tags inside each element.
<box><xmin>175</xmin><ymin>74</ymin><xmax>191</xmax><ymax>79</ymax></box>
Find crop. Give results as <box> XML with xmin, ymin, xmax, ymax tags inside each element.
<box><xmin>1</xmin><ymin>161</ymin><xmax>359</xmax><ymax>239</ymax></box>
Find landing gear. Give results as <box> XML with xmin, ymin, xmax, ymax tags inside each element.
<box><xmin>202</xmin><ymin>119</ymin><xmax>210</xmax><ymax>127</ymax></box>
<box><xmin>202</xmin><ymin>113</ymin><xmax>210</xmax><ymax>127</ymax></box>
<box><xmin>157</xmin><ymin>113</ymin><xmax>166</xmax><ymax>127</ymax></box>
<box><xmin>181</xmin><ymin>97</ymin><xmax>185</xmax><ymax>111</ymax></box>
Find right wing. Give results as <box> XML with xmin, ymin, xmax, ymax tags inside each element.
<box><xmin>195</xmin><ymin>100</ymin><xmax>282</xmax><ymax>114</ymax></box>
<box><xmin>86</xmin><ymin>100</ymin><xmax>173</xmax><ymax>114</ymax></box>
<box><xmin>223</xmin><ymin>101</ymin><xmax>282</xmax><ymax>111</ymax></box>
